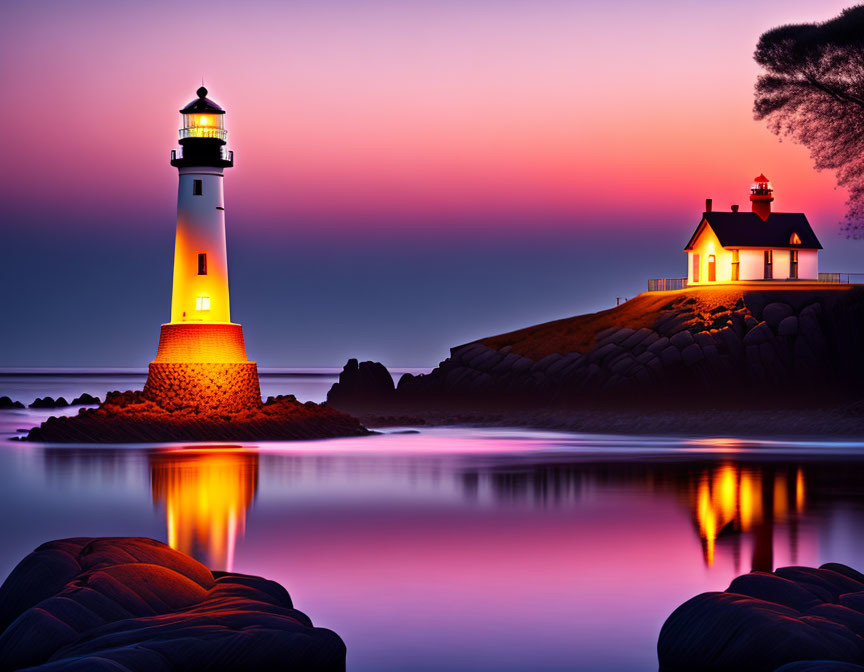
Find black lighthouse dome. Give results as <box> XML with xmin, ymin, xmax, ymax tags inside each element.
<box><xmin>180</xmin><ymin>87</ymin><xmax>226</xmax><ymax>115</ymax></box>
<box><xmin>171</xmin><ymin>86</ymin><xmax>233</xmax><ymax>169</ymax></box>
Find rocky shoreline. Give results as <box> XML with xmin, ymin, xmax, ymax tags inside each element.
<box><xmin>23</xmin><ymin>390</ymin><xmax>370</xmax><ymax>443</ymax></box>
<box><xmin>0</xmin><ymin>537</ymin><xmax>345</xmax><ymax>671</ymax></box>
<box><xmin>328</xmin><ymin>286</ymin><xmax>864</xmax><ymax>437</ymax></box>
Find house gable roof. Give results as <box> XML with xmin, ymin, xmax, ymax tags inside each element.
<box><xmin>684</xmin><ymin>211</ymin><xmax>822</xmax><ymax>251</ymax></box>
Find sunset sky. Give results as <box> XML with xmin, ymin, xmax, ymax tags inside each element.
<box><xmin>0</xmin><ymin>0</ymin><xmax>858</xmax><ymax>367</ymax></box>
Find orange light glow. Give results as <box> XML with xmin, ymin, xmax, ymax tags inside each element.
<box><xmin>150</xmin><ymin>450</ymin><xmax>258</xmax><ymax>571</ymax></box>
<box><xmin>692</xmin><ymin>464</ymin><xmax>805</xmax><ymax>569</ymax></box>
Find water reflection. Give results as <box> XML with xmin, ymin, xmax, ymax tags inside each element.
<box><xmin>33</xmin><ymin>442</ymin><xmax>862</xmax><ymax>577</ymax></box>
<box><xmin>691</xmin><ymin>463</ymin><xmax>805</xmax><ymax>571</ymax></box>
<box><xmin>149</xmin><ymin>448</ymin><xmax>259</xmax><ymax>570</ymax></box>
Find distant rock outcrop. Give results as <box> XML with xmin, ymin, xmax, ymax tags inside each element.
<box><xmin>327</xmin><ymin>358</ymin><xmax>396</xmax><ymax>410</ymax></box>
<box><xmin>0</xmin><ymin>397</ymin><xmax>24</xmax><ymax>409</ymax></box>
<box><xmin>71</xmin><ymin>392</ymin><xmax>100</xmax><ymax>405</ymax></box>
<box><xmin>330</xmin><ymin>286</ymin><xmax>864</xmax><ymax>414</ymax></box>
<box><xmin>0</xmin><ymin>537</ymin><xmax>345</xmax><ymax>671</ymax></box>
<box><xmin>659</xmin><ymin>563</ymin><xmax>864</xmax><ymax>672</ymax></box>
<box><xmin>29</xmin><ymin>396</ymin><xmax>70</xmax><ymax>409</ymax></box>
<box><xmin>24</xmin><ymin>391</ymin><xmax>370</xmax><ymax>443</ymax></box>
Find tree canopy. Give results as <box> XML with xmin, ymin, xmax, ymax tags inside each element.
<box><xmin>754</xmin><ymin>5</ymin><xmax>864</xmax><ymax>237</ymax></box>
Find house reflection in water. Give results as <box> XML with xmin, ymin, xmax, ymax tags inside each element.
<box><xmin>693</xmin><ymin>462</ymin><xmax>805</xmax><ymax>572</ymax></box>
<box><xmin>150</xmin><ymin>448</ymin><xmax>259</xmax><ymax>571</ymax></box>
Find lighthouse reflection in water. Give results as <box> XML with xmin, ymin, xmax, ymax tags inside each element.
<box><xmin>150</xmin><ymin>448</ymin><xmax>258</xmax><ymax>571</ymax></box>
<box><xmin>146</xmin><ymin>445</ymin><xmax>809</xmax><ymax>575</ymax></box>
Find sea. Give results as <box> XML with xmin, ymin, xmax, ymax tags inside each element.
<box><xmin>2</xmin><ymin>369</ymin><xmax>864</xmax><ymax>671</ymax></box>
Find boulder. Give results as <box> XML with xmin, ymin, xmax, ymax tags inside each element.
<box><xmin>763</xmin><ymin>302</ymin><xmax>795</xmax><ymax>329</ymax></box>
<box><xmin>743</xmin><ymin>322</ymin><xmax>774</xmax><ymax>347</ymax></box>
<box><xmin>327</xmin><ymin>358</ymin><xmax>395</xmax><ymax>408</ymax></box>
<box><xmin>28</xmin><ymin>397</ymin><xmax>70</xmax><ymax>409</ymax></box>
<box><xmin>658</xmin><ymin>563</ymin><xmax>864</xmax><ymax>672</ymax></box>
<box><xmin>670</xmin><ymin>330</ymin><xmax>694</xmax><ymax>350</ymax></box>
<box><xmin>0</xmin><ymin>397</ymin><xmax>24</xmax><ymax>409</ymax></box>
<box><xmin>778</xmin><ymin>315</ymin><xmax>799</xmax><ymax>337</ymax></box>
<box><xmin>0</xmin><ymin>537</ymin><xmax>345</xmax><ymax>671</ymax></box>
<box><xmin>70</xmin><ymin>393</ymin><xmax>101</xmax><ymax>406</ymax></box>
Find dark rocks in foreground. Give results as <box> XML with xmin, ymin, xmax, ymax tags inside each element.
<box><xmin>0</xmin><ymin>397</ymin><xmax>24</xmax><ymax>409</ymax></box>
<box><xmin>0</xmin><ymin>537</ymin><xmax>345</xmax><ymax>671</ymax></box>
<box><xmin>658</xmin><ymin>563</ymin><xmax>864</xmax><ymax>672</ymax></box>
<box><xmin>24</xmin><ymin>391</ymin><xmax>370</xmax><ymax>443</ymax></box>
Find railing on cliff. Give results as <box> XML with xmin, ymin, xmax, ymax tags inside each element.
<box><xmin>648</xmin><ymin>278</ymin><xmax>688</xmax><ymax>292</ymax></box>
<box><xmin>819</xmin><ymin>272</ymin><xmax>864</xmax><ymax>284</ymax></box>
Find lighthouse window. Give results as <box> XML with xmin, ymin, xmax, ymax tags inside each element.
<box><xmin>197</xmin><ymin>253</ymin><xmax>208</xmax><ymax>275</ymax></box>
<box><xmin>193</xmin><ymin>179</ymin><xmax>203</xmax><ymax>196</ymax></box>
<box><xmin>196</xmin><ymin>296</ymin><xmax>211</xmax><ymax>312</ymax></box>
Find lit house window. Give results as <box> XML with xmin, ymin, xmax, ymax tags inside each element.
<box><xmin>790</xmin><ymin>232</ymin><xmax>802</xmax><ymax>245</ymax></box>
<box><xmin>193</xmin><ymin>179</ymin><xmax>203</xmax><ymax>196</ymax></box>
<box><xmin>692</xmin><ymin>254</ymin><xmax>700</xmax><ymax>283</ymax></box>
<box><xmin>197</xmin><ymin>253</ymin><xmax>208</xmax><ymax>275</ymax></box>
<box><xmin>196</xmin><ymin>296</ymin><xmax>211</xmax><ymax>311</ymax></box>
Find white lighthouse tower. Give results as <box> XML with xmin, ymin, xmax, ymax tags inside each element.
<box><xmin>143</xmin><ymin>87</ymin><xmax>260</xmax><ymax>412</ymax></box>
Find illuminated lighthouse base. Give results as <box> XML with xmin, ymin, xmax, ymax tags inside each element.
<box><xmin>143</xmin><ymin>323</ymin><xmax>261</xmax><ymax>413</ymax></box>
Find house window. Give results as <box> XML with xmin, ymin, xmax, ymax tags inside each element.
<box><xmin>193</xmin><ymin>179</ymin><xmax>203</xmax><ymax>196</ymax></box>
<box><xmin>707</xmin><ymin>254</ymin><xmax>716</xmax><ymax>282</ymax></box>
<box><xmin>790</xmin><ymin>250</ymin><xmax>799</xmax><ymax>279</ymax></box>
<box><xmin>731</xmin><ymin>250</ymin><xmax>739</xmax><ymax>281</ymax></box>
<box><xmin>197</xmin><ymin>253</ymin><xmax>207</xmax><ymax>275</ymax></box>
<box><xmin>692</xmin><ymin>254</ymin><xmax>700</xmax><ymax>283</ymax></box>
<box><xmin>196</xmin><ymin>296</ymin><xmax>210</xmax><ymax>311</ymax></box>
<box><xmin>790</xmin><ymin>232</ymin><xmax>802</xmax><ymax>245</ymax></box>
<box><xmin>764</xmin><ymin>250</ymin><xmax>773</xmax><ymax>279</ymax></box>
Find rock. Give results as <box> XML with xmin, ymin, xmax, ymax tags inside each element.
<box><xmin>25</xmin><ymin>392</ymin><xmax>369</xmax><ymax>443</ymax></box>
<box><xmin>450</xmin><ymin>342</ymin><xmax>488</xmax><ymax>365</ymax></box>
<box><xmin>763</xmin><ymin>301</ymin><xmax>795</xmax><ymax>328</ymax></box>
<box><xmin>681</xmin><ymin>343</ymin><xmax>704</xmax><ymax>367</ymax></box>
<box><xmin>28</xmin><ymin>397</ymin><xmax>69</xmax><ymax>409</ymax></box>
<box><xmin>778</xmin><ymin>315</ymin><xmax>799</xmax><ymax>337</ymax></box>
<box><xmin>743</xmin><ymin>321</ymin><xmax>774</xmax><ymax>346</ymax></box>
<box><xmin>647</xmin><ymin>336</ymin><xmax>671</xmax><ymax>355</ymax></box>
<box><xmin>670</xmin><ymin>330</ymin><xmax>694</xmax><ymax>350</ymax></box>
<box><xmin>327</xmin><ymin>359</ymin><xmax>395</xmax><ymax>408</ymax></box>
<box><xmin>490</xmin><ymin>352</ymin><xmax>523</xmax><ymax>374</ymax></box>
<box><xmin>0</xmin><ymin>537</ymin><xmax>344</xmax><ymax>671</ymax></box>
<box><xmin>0</xmin><ymin>397</ymin><xmax>24</xmax><ymax>409</ymax></box>
<box><xmin>589</xmin><ymin>342</ymin><xmax>624</xmax><ymax>363</ymax></box>
<box><xmin>597</xmin><ymin>327</ymin><xmax>634</xmax><ymax>346</ymax></box>
<box><xmin>469</xmin><ymin>348</ymin><xmax>506</xmax><ymax>372</ymax></box>
<box><xmin>620</xmin><ymin>327</ymin><xmax>655</xmax><ymax>351</ymax></box>
<box><xmin>660</xmin><ymin>345</ymin><xmax>682</xmax><ymax>367</ymax></box>
<box><xmin>658</xmin><ymin>563</ymin><xmax>864</xmax><ymax>672</ymax></box>
<box><xmin>531</xmin><ymin>353</ymin><xmax>564</xmax><ymax>372</ymax></box>
<box><xmin>70</xmin><ymin>393</ymin><xmax>100</xmax><ymax>406</ymax></box>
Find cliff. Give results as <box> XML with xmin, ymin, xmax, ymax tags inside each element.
<box><xmin>329</xmin><ymin>284</ymin><xmax>864</xmax><ymax>432</ymax></box>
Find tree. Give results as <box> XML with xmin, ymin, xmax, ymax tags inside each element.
<box><xmin>754</xmin><ymin>5</ymin><xmax>864</xmax><ymax>237</ymax></box>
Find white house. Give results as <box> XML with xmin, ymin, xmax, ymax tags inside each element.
<box><xmin>685</xmin><ymin>175</ymin><xmax>822</xmax><ymax>284</ymax></box>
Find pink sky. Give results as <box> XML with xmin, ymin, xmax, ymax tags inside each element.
<box><xmin>0</xmin><ymin>0</ymin><xmax>852</xmax><ymax>233</ymax></box>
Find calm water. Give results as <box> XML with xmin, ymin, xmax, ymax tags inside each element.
<box><xmin>3</xmin><ymin>373</ymin><xmax>864</xmax><ymax>671</ymax></box>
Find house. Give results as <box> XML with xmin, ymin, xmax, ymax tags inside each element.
<box><xmin>685</xmin><ymin>175</ymin><xmax>822</xmax><ymax>284</ymax></box>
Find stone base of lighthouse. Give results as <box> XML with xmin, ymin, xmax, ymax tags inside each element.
<box><xmin>143</xmin><ymin>323</ymin><xmax>262</xmax><ymax>413</ymax></box>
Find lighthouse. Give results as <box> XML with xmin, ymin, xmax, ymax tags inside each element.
<box><xmin>143</xmin><ymin>87</ymin><xmax>261</xmax><ymax>412</ymax></box>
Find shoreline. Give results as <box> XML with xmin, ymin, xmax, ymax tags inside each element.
<box><xmin>350</xmin><ymin>403</ymin><xmax>864</xmax><ymax>441</ymax></box>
